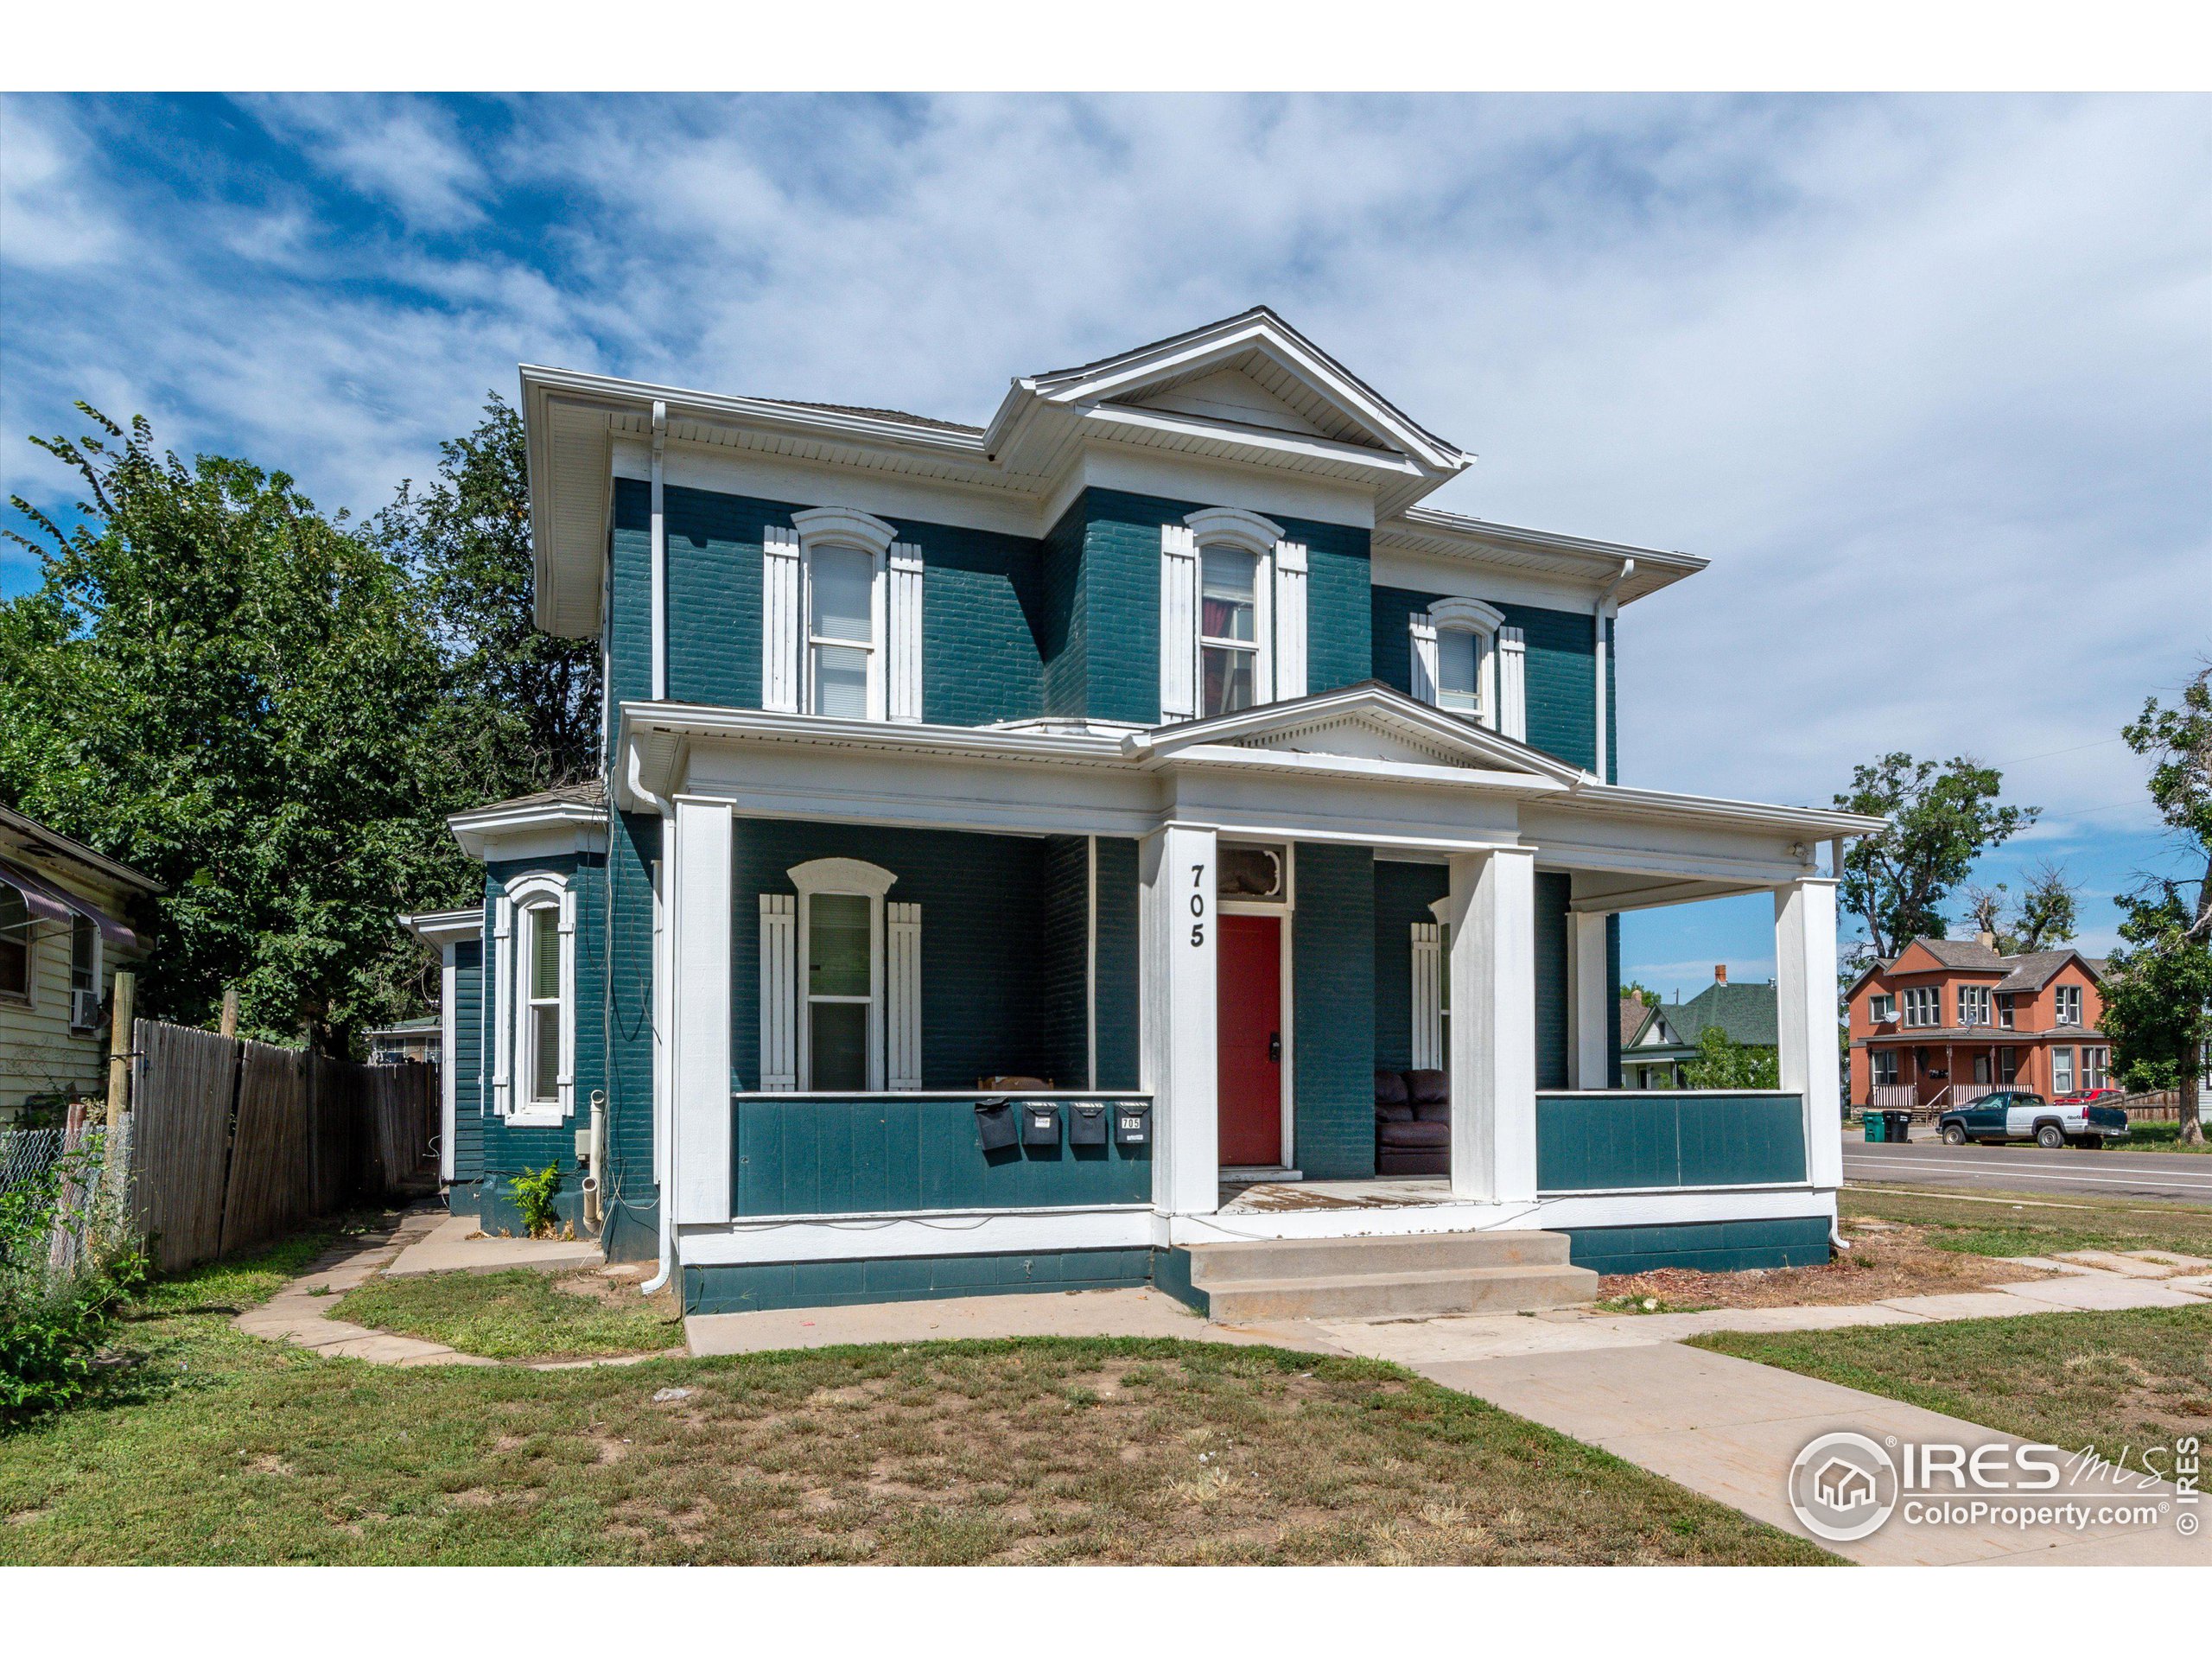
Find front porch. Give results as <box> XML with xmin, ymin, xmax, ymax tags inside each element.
<box><xmin>631</xmin><ymin>686</ymin><xmax>1868</xmax><ymax>1313</ymax></box>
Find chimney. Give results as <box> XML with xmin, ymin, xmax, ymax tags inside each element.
<box><xmin>1714</xmin><ymin>964</ymin><xmax>1727</xmax><ymax>986</ymax></box>
<box><xmin>1976</xmin><ymin>930</ymin><xmax>1996</xmax><ymax>950</ymax></box>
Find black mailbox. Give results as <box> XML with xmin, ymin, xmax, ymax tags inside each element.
<box><xmin>975</xmin><ymin>1098</ymin><xmax>1019</xmax><ymax>1151</ymax></box>
<box><xmin>1069</xmin><ymin>1102</ymin><xmax>1109</xmax><ymax>1146</ymax></box>
<box><xmin>1113</xmin><ymin>1101</ymin><xmax>1151</xmax><ymax>1147</ymax></box>
<box><xmin>1020</xmin><ymin>1101</ymin><xmax>1061</xmax><ymax>1147</ymax></box>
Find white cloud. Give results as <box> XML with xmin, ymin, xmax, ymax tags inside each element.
<box><xmin>0</xmin><ymin>98</ymin><xmax>122</xmax><ymax>270</ymax></box>
<box><xmin>248</xmin><ymin>94</ymin><xmax>490</xmax><ymax>231</ymax></box>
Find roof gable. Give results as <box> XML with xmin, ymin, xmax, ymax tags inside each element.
<box><xmin>1122</xmin><ymin>682</ymin><xmax>1586</xmax><ymax>784</ymax></box>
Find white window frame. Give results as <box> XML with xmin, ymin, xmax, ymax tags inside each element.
<box><xmin>1412</xmin><ymin>597</ymin><xmax>1505</xmax><ymax>728</ymax></box>
<box><xmin>791</xmin><ymin>507</ymin><xmax>896</xmax><ymax>723</ymax></box>
<box><xmin>2081</xmin><ymin>1046</ymin><xmax>2109</xmax><ymax>1090</ymax></box>
<box><xmin>2051</xmin><ymin>1046</ymin><xmax>2074</xmax><ymax>1095</ymax></box>
<box><xmin>0</xmin><ymin>880</ymin><xmax>29</xmax><ymax>1003</ymax></box>
<box><xmin>67</xmin><ymin>912</ymin><xmax>101</xmax><ymax>1029</ymax></box>
<box><xmin>2055</xmin><ymin>984</ymin><xmax>2082</xmax><ymax>1027</ymax></box>
<box><xmin>1872</xmin><ymin>1047</ymin><xmax>1898</xmax><ymax>1087</ymax></box>
<box><xmin>1902</xmin><ymin>985</ymin><xmax>1940</xmax><ymax>1027</ymax></box>
<box><xmin>494</xmin><ymin>871</ymin><xmax>575</xmax><ymax>1126</ymax></box>
<box><xmin>1869</xmin><ymin>992</ymin><xmax>1896</xmax><ymax>1024</ymax></box>
<box><xmin>788</xmin><ymin>857</ymin><xmax>899</xmax><ymax>1092</ymax></box>
<box><xmin>1180</xmin><ymin>507</ymin><xmax>1286</xmax><ymax>720</ymax></box>
<box><xmin>1957</xmin><ymin>983</ymin><xmax>1991</xmax><ymax>1027</ymax></box>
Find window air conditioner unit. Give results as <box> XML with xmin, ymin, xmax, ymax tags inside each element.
<box><xmin>71</xmin><ymin>988</ymin><xmax>103</xmax><ymax>1031</ymax></box>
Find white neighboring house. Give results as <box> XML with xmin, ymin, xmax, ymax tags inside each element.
<box><xmin>0</xmin><ymin>803</ymin><xmax>158</xmax><ymax>1123</ymax></box>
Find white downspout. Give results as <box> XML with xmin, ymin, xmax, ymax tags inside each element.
<box><xmin>650</xmin><ymin>400</ymin><xmax>668</xmax><ymax>703</ymax></box>
<box><xmin>1592</xmin><ymin>557</ymin><xmax>1634</xmax><ymax>783</ymax></box>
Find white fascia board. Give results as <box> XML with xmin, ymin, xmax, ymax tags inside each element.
<box><xmin>399</xmin><ymin>908</ymin><xmax>483</xmax><ymax>946</ymax></box>
<box><xmin>1146</xmin><ymin>742</ymin><xmax>1566</xmax><ymax>798</ymax></box>
<box><xmin>1077</xmin><ymin>403</ymin><xmax>1430</xmax><ymax>480</ymax></box>
<box><xmin>447</xmin><ymin>802</ymin><xmax>609</xmax><ymax>861</ymax></box>
<box><xmin>1554</xmin><ymin>783</ymin><xmax>1888</xmax><ymax>840</ymax></box>
<box><xmin>1171</xmin><ymin>1185</ymin><xmax>1834</xmax><ymax>1246</ymax></box>
<box><xmin>1376</xmin><ymin>512</ymin><xmax>1707</xmax><ymax>607</ymax></box>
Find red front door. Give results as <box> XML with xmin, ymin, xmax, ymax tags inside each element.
<box><xmin>1217</xmin><ymin>913</ymin><xmax>1282</xmax><ymax>1166</ymax></box>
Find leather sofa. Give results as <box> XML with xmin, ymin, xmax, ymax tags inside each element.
<box><xmin>1376</xmin><ymin>1067</ymin><xmax>1450</xmax><ymax>1176</ymax></box>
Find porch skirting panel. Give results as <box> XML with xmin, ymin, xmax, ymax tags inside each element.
<box><xmin>683</xmin><ymin>1248</ymin><xmax>1154</xmax><ymax>1314</ymax></box>
<box><xmin>1535</xmin><ymin>1090</ymin><xmax>1808</xmax><ymax>1192</ymax></box>
<box><xmin>1562</xmin><ymin>1215</ymin><xmax>1832</xmax><ymax>1276</ymax></box>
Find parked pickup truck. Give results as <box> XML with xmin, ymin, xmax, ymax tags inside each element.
<box><xmin>1938</xmin><ymin>1090</ymin><xmax>2130</xmax><ymax>1150</ymax></box>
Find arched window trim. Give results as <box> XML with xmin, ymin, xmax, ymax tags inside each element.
<box><xmin>1186</xmin><ymin>507</ymin><xmax>1284</xmax><ymax>717</ymax></box>
<box><xmin>1417</xmin><ymin>597</ymin><xmax>1503</xmax><ymax>729</ymax></box>
<box><xmin>494</xmin><ymin>869</ymin><xmax>575</xmax><ymax>1126</ymax></box>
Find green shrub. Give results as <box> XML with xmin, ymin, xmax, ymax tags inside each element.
<box><xmin>508</xmin><ymin>1163</ymin><xmax>564</xmax><ymax>1238</ymax></box>
<box><xmin>1</xmin><ymin>1138</ymin><xmax>147</xmax><ymax>1427</ymax></box>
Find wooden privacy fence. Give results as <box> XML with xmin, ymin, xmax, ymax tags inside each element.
<box><xmin>130</xmin><ymin>1017</ymin><xmax>440</xmax><ymax>1274</ymax></box>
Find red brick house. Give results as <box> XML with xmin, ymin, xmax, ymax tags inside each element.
<box><xmin>1847</xmin><ymin>935</ymin><xmax>2109</xmax><ymax>1108</ymax></box>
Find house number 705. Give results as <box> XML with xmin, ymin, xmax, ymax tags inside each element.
<box><xmin>1189</xmin><ymin>863</ymin><xmax>1206</xmax><ymax>947</ymax></box>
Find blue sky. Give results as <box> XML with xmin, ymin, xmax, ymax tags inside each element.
<box><xmin>3</xmin><ymin>92</ymin><xmax>2206</xmax><ymax>988</ymax></box>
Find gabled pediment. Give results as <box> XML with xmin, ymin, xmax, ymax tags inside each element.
<box><xmin>1121</xmin><ymin>682</ymin><xmax>1586</xmax><ymax>785</ymax></box>
<box><xmin>1020</xmin><ymin>308</ymin><xmax>1470</xmax><ymax>474</ymax></box>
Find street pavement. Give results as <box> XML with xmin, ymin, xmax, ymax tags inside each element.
<box><xmin>1843</xmin><ymin>1134</ymin><xmax>2212</xmax><ymax>1205</ymax></box>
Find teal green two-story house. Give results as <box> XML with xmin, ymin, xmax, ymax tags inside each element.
<box><xmin>410</xmin><ymin>310</ymin><xmax>1880</xmax><ymax>1318</ymax></box>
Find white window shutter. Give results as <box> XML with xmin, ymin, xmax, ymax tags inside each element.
<box><xmin>1408</xmin><ymin>617</ymin><xmax>1440</xmax><ymax>706</ymax></box>
<box><xmin>1272</xmin><ymin>540</ymin><xmax>1306</xmax><ymax>702</ymax></box>
<box><xmin>887</xmin><ymin>901</ymin><xmax>922</xmax><ymax>1090</ymax></box>
<box><xmin>1497</xmin><ymin>626</ymin><xmax>1527</xmax><ymax>742</ymax></box>
<box><xmin>1410</xmin><ymin>921</ymin><xmax>1442</xmax><ymax>1071</ymax></box>
<box><xmin>759</xmin><ymin>893</ymin><xmax>797</xmax><ymax>1091</ymax></box>
<box><xmin>557</xmin><ymin>884</ymin><xmax>577</xmax><ymax>1112</ymax></box>
<box><xmin>1160</xmin><ymin>524</ymin><xmax>1198</xmax><ymax>722</ymax></box>
<box><xmin>761</xmin><ymin>525</ymin><xmax>801</xmax><ymax>714</ymax></box>
<box><xmin>887</xmin><ymin>543</ymin><xmax>924</xmax><ymax>724</ymax></box>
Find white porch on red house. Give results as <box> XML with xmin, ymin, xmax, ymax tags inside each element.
<box><xmin>622</xmin><ymin>683</ymin><xmax>1879</xmax><ymax>1315</ymax></box>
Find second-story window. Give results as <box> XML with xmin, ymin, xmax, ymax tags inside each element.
<box><xmin>1958</xmin><ymin>984</ymin><xmax>1991</xmax><ymax>1027</ymax></box>
<box><xmin>1902</xmin><ymin>985</ymin><xmax>1940</xmax><ymax>1027</ymax></box>
<box><xmin>1869</xmin><ymin>992</ymin><xmax>1896</xmax><ymax>1023</ymax></box>
<box><xmin>2055</xmin><ymin>984</ymin><xmax>2083</xmax><ymax>1026</ymax></box>
<box><xmin>1200</xmin><ymin>546</ymin><xmax>1260</xmax><ymax>717</ymax></box>
<box><xmin>1435</xmin><ymin>626</ymin><xmax>1482</xmax><ymax>715</ymax></box>
<box><xmin>808</xmin><ymin>543</ymin><xmax>875</xmax><ymax>719</ymax></box>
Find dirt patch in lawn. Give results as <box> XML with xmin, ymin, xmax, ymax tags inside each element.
<box><xmin>1597</xmin><ymin>1215</ymin><xmax>2057</xmax><ymax>1312</ymax></box>
<box><xmin>334</xmin><ymin>1267</ymin><xmax>684</xmax><ymax>1362</ymax></box>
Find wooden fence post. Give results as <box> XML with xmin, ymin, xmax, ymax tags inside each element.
<box><xmin>219</xmin><ymin>988</ymin><xmax>239</xmax><ymax>1039</ymax></box>
<box><xmin>105</xmin><ymin>970</ymin><xmax>137</xmax><ymax>1135</ymax></box>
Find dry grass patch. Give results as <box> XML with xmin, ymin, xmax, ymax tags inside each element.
<box><xmin>0</xmin><ymin>1243</ymin><xmax>1835</xmax><ymax>1564</ymax></box>
<box><xmin>333</xmin><ymin>1267</ymin><xmax>683</xmax><ymax>1361</ymax></box>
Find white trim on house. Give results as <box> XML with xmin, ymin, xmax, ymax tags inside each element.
<box><xmin>493</xmin><ymin>872</ymin><xmax>575</xmax><ymax>1128</ymax></box>
<box><xmin>400</xmin><ymin>907</ymin><xmax>484</xmax><ymax>1185</ymax></box>
<box><xmin>785</xmin><ymin>856</ymin><xmax>901</xmax><ymax>1094</ymax></box>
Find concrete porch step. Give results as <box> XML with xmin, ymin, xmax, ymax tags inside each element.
<box><xmin>1190</xmin><ymin>1228</ymin><xmax>1575</xmax><ymax>1284</ymax></box>
<box><xmin>1201</xmin><ymin>1262</ymin><xmax>1599</xmax><ymax>1322</ymax></box>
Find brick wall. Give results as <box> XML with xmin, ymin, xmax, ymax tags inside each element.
<box><xmin>1093</xmin><ymin>836</ymin><xmax>1141</xmax><ymax>1090</ymax></box>
<box><xmin>1370</xmin><ymin>584</ymin><xmax>1602</xmax><ymax>773</ymax></box>
<box><xmin>1294</xmin><ymin>842</ymin><xmax>1376</xmax><ymax>1179</ymax></box>
<box><xmin>1037</xmin><ymin>836</ymin><xmax>1090</xmax><ymax>1088</ymax></box>
<box><xmin>449</xmin><ymin>937</ymin><xmax>484</xmax><ymax>1205</ymax></box>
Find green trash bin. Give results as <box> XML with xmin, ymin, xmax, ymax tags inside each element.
<box><xmin>1863</xmin><ymin>1112</ymin><xmax>1887</xmax><ymax>1143</ymax></box>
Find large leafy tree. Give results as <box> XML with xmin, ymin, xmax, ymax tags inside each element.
<box><xmin>0</xmin><ymin>409</ymin><xmax>480</xmax><ymax>1052</ymax></box>
<box><xmin>1681</xmin><ymin>1027</ymin><xmax>1779</xmax><ymax>1090</ymax></box>
<box><xmin>2101</xmin><ymin>666</ymin><xmax>2212</xmax><ymax>1141</ymax></box>
<box><xmin>372</xmin><ymin>395</ymin><xmax>601</xmax><ymax>794</ymax></box>
<box><xmin>1833</xmin><ymin>754</ymin><xmax>2036</xmax><ymax>969</ymax></box>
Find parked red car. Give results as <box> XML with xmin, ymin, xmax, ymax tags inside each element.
<box><xmin>2051</xmin><ymin>1087</ymin><xmax>2124</xmax><ymax>1106</ymax></box>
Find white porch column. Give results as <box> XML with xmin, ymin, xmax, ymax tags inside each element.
<box><xmin>1446</xmin><ymin>847</ymin><xmax>1538</xmax><ymax>1203</ymax></box>
<box><xmin>1141</xmin><ymin>823</ymin><xmax>1217</xmax><ymax>1216</ymax></box>
<box><xmin>1775</xmin><ymin>877</ymin><xmax>1842</xmax><ymax>1190</ymax></box>
<box><xmin>671</xmin><ymin>798</ymin><xmax>734</xmax><ymax>1224</ymax></box>
<box><xmin>1569</xmin><ymin>910</ymin><xmax>1611</xmax><ymax>1090</ymax></box>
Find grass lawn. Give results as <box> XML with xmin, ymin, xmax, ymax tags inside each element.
<box><xmin>2123</xmin><ymin>1122</ymin><xmax>2212</xmax><ymax>1154</ymax></box>
<box><xmin>334</xmin><ymin>1268</ymin><xmax>684</xmax><ymax>1361</ymax></box>
<box><xmin>1841</xmin><ymin>1185</ymin><xmax>2212</xmax><ymax>1262</ymax></box>
<box><xmin>1692</xmin><ymin>1304</ymin><xmax>2212</xmax><ymax>1478</ymax></box>
<box><xmin>0</xmin><ymin>1241</ymin><xmax>1834</xmax><ymax>1565</ymax></box>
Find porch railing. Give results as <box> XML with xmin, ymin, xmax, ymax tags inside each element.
<box><xmin>1535</xmin><ymin>1090</ymin><xmax>1808</xmax><ymax>1193</ymax></box>
<box><xmin>729</xmin><ymin>1092</ymin><xmax>1153</xmax><ymax>1218</ymax></box>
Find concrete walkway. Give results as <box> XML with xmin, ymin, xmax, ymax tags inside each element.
<box><xmin>232</xmin><ymin>1206</ymin><xmax>662</xmax><ymax>1371</ymax></box>
<box><xmin>1287</xmin><ymin>1255</ymin><xmax>2212</xmax><ymax>1566</ymax></box>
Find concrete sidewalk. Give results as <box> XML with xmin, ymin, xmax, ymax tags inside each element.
<box><xmin>1416</xmin><ymin>1341</ymin><xmax>2209</xmax><ymax>1566</ymax></box>
<box><xmin>685</xmin><ymin>1285</ymin><xmax>1317</xmax><ymax>1356</ymax></box>
<box><xmin>384</xmin><ymin>1210</ymin><xmax>603</xmax><ymax>1277</ymax></box>
<box><xmin>1288</xmin><ymin>1258</ymin><xmax>2211</xmax><ymax>1566</ymax></box>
